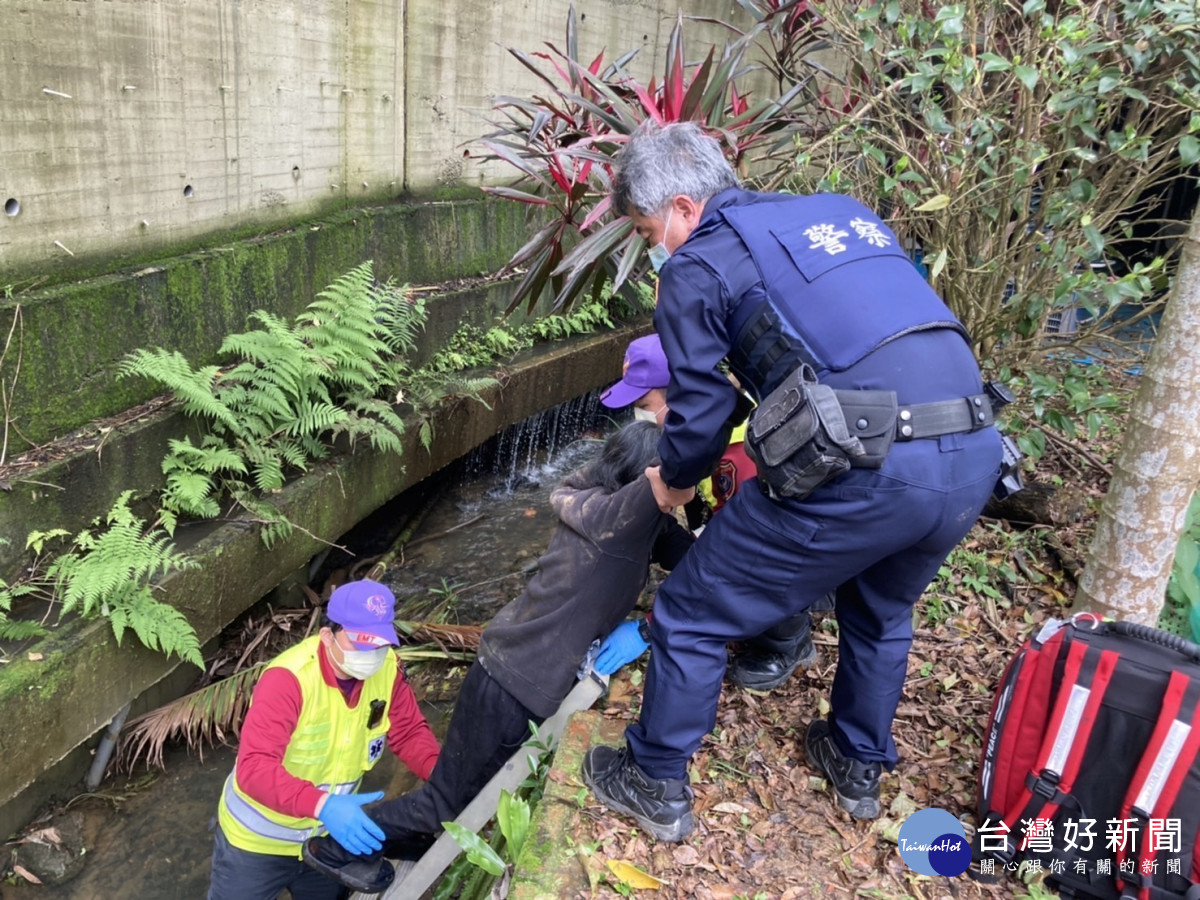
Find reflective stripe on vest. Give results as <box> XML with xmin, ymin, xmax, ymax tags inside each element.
<box><xmin>220</xmin><ymin>774</ymin><xmax>359</xmax><ymax>845</ymax></box>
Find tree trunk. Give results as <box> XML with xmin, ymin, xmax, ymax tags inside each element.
<box><xmin>1071</xmin><ymin>206</ymin><xmax>1200</xmax><ymax>622</ymax></box>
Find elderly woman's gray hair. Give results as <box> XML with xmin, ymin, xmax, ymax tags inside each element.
<box><xmin>612</xmin><ymin>122</ymin><xmax>740</xmax><ymax>217</ymax></box>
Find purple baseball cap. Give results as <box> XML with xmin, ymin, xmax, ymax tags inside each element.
<box><xmin>600</xmin><ymin>334</ymin><xmax>670</xmax><ymax>408</ymax></box>
<box><xmin>327</xmin><ymin>580</ymin><xmax>401</xmax><ymax>648</ymax></box>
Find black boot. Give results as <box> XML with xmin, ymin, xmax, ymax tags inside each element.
<box><xmin>301</xmin><ymin>836</ymin><xmax>395</xmax><ymax>895</ymax></box>
<box><xmin>727</xmin><ymin>612</ymin><xmax>818</xmax><ymax>691</ymax></box>
<box><xmin>804</xmin><ymin>719</ymin><xmax>882</xmax><ymax>820</ymax></box>
<box><xmin>582</xmin><ymin>745</ymin><xmax>695</xmax><ymax>842</ymax></box>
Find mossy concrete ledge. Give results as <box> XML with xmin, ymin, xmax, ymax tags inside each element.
<box><xmin>0</xmin><ymin>195</ymin><xmax>529</xmax><ymax>454</ymax></box>
<box><xmin>0</xmin><ymin>327</ymin><xmax>638</xmax><ymax>839</ymax></box>
<box><xmin>511</xmin><ymin>712</ymin><xmax>628</xmax><ymax>900</ymax></box>
<box><xmin>0</xmin><ymin>278</ymin><xmax>553</xmax><ymax>581</ymax></box>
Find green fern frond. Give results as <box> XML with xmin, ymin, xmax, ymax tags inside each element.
<box><xmin>234</xmin><ymin>495</ymin><xmax>295</xmax><ymax>550</ymax></box>
<box><xmin>158</xmin><ymin>507</ymin><xmax>179</xmax><ymax>537</ymax></box>
<box><xmin>109</xmin><ymin>591</ymin><xmax>203</xmax><ymax>667</ymax></box>
<box><xmin>0</xmin><ymin>618</ymin><xmax>47</xmax><ymax>641</ymax></box>
<box><xmin>336</xmin><ymin>413</ymin><xmax>404</xmax><ymax>455</ymax></box>
<box><xmin>163</xmin><ymin>471</ymin><xmax>222</xmax><ymax>518</ymax></box>
<box><xmin>250</xmin><ymin>454</ymin><xmax>286</xmax><ymax>493</ymax></box>
<box><xmin>119</xmin><ymin>350</ymin><xmax>239</xmax><ymax>431</ymax></box>
<box><xmin>26</xmin><ymin>529</ymin><xmax>70</xmax><ymax>555</ymax></box>
<box><xmin>164</xmin><ymin>437</ymin><xmax>247</xmax><ymax>476</ymax></box>
<box><xmin>310</xmin><ymin>261</ymin><xmax>375</xmax><ymax>310</ymax></box>
<box><xmin>0</xmin><ymin>581</ymin><xmax>42</xmax><ymax>610</ymax></box>
<box><xmin>376</xmin><ymin>288</ymin><xmax>427</xmax><ymax>356</ymax></box>
<box><xmin>260</xmin><ymin>519</ymin><xmax>293</xmax><ymax>550</ymax></box>
<box><xmin>274</xmin><ymin>440</ymin><xmax>309</xmax><ymax>471</ymax></box>
<box><xmin>297</xmin><ymin>433</ymin><xmax>329</xmax><ymax>460</ymax></box>
<box><xmin>364</xmin><ymin>426</ymin><xmax>404</xmax><ymax>455</ymax></box>
<box><xmin>346</xmin><ymin>397</ymin><xmax>407</xmax><ymax>437</ymax></box>
<box><xmin>236</xmin><ymin>380</ymin><xmax>297</xmax><ymax>425</ymax></box>
<box><xmin>224</xmin><ymin>311</ymin><xmax>302</xmax><ymax>356</ymax></box>
<box><xmin>286</xmin><ymin>400</ymin><xmax>345</xmax><ymax>438</ymax></box>
<box><xmin>45</xmin><ymin>494</ymin><xmax>199</xmax><ymax>622</ymax></box>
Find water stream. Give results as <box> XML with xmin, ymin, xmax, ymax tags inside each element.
<box><xmin>8</xmin><ymin>393</ymin><xmax>619</xmax><ymax>899</ymax></box>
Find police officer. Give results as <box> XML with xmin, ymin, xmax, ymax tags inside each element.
<box><xmin>600</xmin><ymin>332</ymin><xmax>829</xmax><ymax>689</ymax></box>
<box><xmin>583</xmin><ymin>122</ymin><xmax>1001</xmax><ymax>838</ymax></box>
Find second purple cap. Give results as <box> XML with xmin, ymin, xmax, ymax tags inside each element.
<box><xmin>600</xmin><ymin>334</ymin><xmax>670</xmax><ymax>408</ymax></box>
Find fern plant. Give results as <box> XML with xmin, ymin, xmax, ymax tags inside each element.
<box><xmin>120</xmin><ymin>262</ymin><xmax>426</xmax><ymax>546</ymax></box>
<box><xmin>399</xmin><ymin>298</ymin><xmax>620</xmax><ymax>452</ymax></box>
<box><xmin>2</xmin><ymin>492</ymin><xmax>202</xmax><ymax>665</ymax></box>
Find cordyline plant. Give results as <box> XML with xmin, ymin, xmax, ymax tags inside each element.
<box><xmin>472</xmin><ymin>3</ymin><xmax>827</xmax><ymax>313</ymax></box>
<box><xmin>782</xmin><ymin>0</ymin><xmax>1200</xmax><ymax>364</ymax></box>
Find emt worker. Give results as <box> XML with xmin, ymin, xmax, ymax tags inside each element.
<box><xmin>583</xmin><ymin>122</ymin><xmax>1002</xmax><ymax>839</ymax></box>
<box><xmin>208</xmin><ymin>580</ymin><xmax>440</xmax><ymax>900</ymax></box>
<box><xmin>601</xmin><ymin>333</ymin><xmax>831</xmax><ymax>690</ymax></box>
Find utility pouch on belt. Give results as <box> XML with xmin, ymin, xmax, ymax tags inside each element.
<box><xmin>745</xmin><ymin>364</ymin><xmax>881</xmax><ymax>501</ymax></box>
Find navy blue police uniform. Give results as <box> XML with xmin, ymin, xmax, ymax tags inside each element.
<box><xmin>626</xmin><ymin>188</ymin><xmax>1003</xmax><ymax>779</ymax></box>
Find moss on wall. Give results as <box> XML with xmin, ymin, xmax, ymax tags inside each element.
<box><xmin>0</xmin><ymin>197</ymin><xmax>530</xmax><ymax>453</ymax></box>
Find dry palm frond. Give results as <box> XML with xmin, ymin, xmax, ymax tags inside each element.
<box><xmin>117</xmin><ymin>661</ymin><xmax>266</xmax><ymax>772</ymax></box>
<box><xmin>400</xmin><ymin>621</ymin><xmax>482</xmax><ymax>653</ymax></box>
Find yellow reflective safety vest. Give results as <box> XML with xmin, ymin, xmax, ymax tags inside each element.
<box><xmin>217</xmin><ymin>635</ymin><xmax>397</xmax><ymax>857</ymax></box>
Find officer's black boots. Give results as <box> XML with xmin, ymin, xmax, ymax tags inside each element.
<box><xmin>301</xmin><ymin>837</ymin><xmax>394</xmax><ymax>895</ymax></box>
<box><xmin>726</xmin><ymin>633</ymin><xmax>817</xmax><ymax>691</ymax></box>
<box><xmin>804</xmin><ymin>719</ymin><xmax>882</xmax><ymax>820</ymax></box>
<box><xmin>582</xmin><ymin>744</ymin><xmax>695</xmax><ymax>842</ymax></box>
<box><xmin>727</xmin><ymin>601</ymin><xmax>830</xmax><ymax>691</ymax></box>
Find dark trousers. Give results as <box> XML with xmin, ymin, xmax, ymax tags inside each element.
<box><xmin>626</xmin><ymin>431</ymin><xmax>1001</xmax><ymax>779</ymax></box>
<box><xmin>326</xmin><ymin>660</ymin><xmax>543</xmax><ymax>864</ymax></box>
<box><xmin>208</xmin><ymin>823</ymin><xmax>347</xmax><ymax>900</ymax></box>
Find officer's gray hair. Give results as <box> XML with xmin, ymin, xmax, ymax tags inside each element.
<box><xmin>612</xmin><ymin>122</ymin><xmax>740</xmax><ymax>217</ymax></box>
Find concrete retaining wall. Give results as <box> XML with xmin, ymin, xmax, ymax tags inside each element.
<box><xmin>0</xmin><ymin>0</ymin><xmax>748</xmax><ymax>283</ymax></box>
<box><xmin>0</xmin><ymin>197</ymin><xmax>529</xmax><ymax>455</ymax></box>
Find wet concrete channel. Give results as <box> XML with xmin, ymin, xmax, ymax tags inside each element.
<box><xmin>7</xmin><ymin>394</ymin><xmax>620</xmax><ymax>899</ymax></box>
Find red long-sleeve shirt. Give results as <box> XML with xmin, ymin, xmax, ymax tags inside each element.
<box><xmin>234</xmin><ymin>643</ymin><xmax>440</xmax><ymax>819</ymax></box>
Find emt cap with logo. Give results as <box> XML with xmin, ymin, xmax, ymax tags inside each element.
<box><xmin>328</xmin><ymin>580</ymin><xmax>400</xmax><ymax>649</ymax></box>
<box><xmin>600</xmin><ymin>334</ymin><xmax>670</xmax><ymax>409</ymax></box>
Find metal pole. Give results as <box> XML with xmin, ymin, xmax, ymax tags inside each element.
<box><xmin>355</xmin><ymin>673</ymin><xmax>608</xmax><ymax>900</ymax></box>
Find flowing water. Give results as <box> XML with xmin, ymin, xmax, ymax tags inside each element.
<box><xmin>8</xmin><ymin>394</ymin><xmax>619</xmax><ymax>899</ymax></box>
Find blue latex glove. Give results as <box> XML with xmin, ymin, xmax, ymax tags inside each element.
<box><xmin>594</xmin><ymin>620</ymin><xmax>649</xmax><ymax>675</ymax></box>
<box><xmin>317</xmin><ymin>791</ymin><xmax>386</xmax><ymax>855</ymax></box>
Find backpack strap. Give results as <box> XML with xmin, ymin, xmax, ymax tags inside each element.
<box><xmin>1118</xmin><ymin>671</ymin><xmax>1200</xmax><ymax>900</ymax></box>
<box><xmin>1003</xmin><ymin>637</ymin><xmax>1121</xmax><ymax>851</ymax></box>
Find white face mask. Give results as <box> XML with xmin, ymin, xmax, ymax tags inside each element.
<box><xmin>633</xmin><ymin>406</ymin><xmax>663</xmax><ymax>424</ymax></box>
<box><xmin>336</xmin><ymin>644</ymin><xmax>389</xmax><ymax>680</ymax></box>
<box><xmin>647</xmin><ymin>208</ymin><xmax>674</xmax><ymax>273</ymax></box>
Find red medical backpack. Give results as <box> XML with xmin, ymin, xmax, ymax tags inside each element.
<box><xmin>972</xmin><ymin>615</ymin><xmax>1200</xmax><ymax>899</ymax></box>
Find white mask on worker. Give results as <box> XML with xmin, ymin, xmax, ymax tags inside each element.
<box><xmin>633</xmin><ymin>406</ymin><xmax>663</xmax><ymax>424</ymax></box>
<box><xmin>338</xmin><ymin>645</ymin><xmax>388</xmax><ymax>680</ymax></box>
<box><xmin>647</xmin><ymin>209</ymin><xmax>674</xmax><ymax>273</ymax></box>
